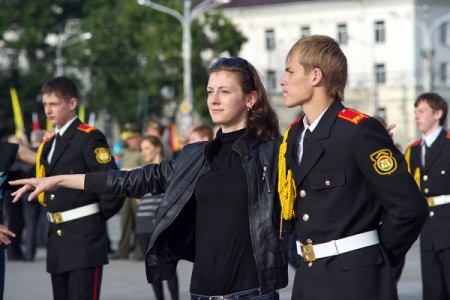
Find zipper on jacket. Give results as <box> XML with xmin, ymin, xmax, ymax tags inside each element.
<box><xmin>262</xmin><ymin>165</ymin><xmax>271</xmax><ymax>193</ymax></box>
<box><xmin>236</xmin><ymin>149</ymin><xmax>263</xmax><ymax>291</ymax></box>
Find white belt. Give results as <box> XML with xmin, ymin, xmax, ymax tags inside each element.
<box><xmin>427</xmin><ymin>195</ymin><xmax>450</xmax><ymax>207</ymax></box>
<box><xmin>47</xmin><ymin>203</ymin><xmax>100</xmax><ymax>224</ymax></box>
<box><xmin>296</xmin><ymin>230</ymin><xmax>380</xmax><ymax>262</ymax></box>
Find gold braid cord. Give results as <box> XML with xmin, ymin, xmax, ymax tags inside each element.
<box><xmin>277</xmin><ymin>126</ymin><xmax>297</xmax><ymax>239</ymax></box>
<box><xmin>35</xmin><ymin>142</ymin><xmax>47</xmax><ymax>206</ymax></box>
<box><xmin>404</xmin><ymin>146</ymin><xmax>420</xmax><ymax>188</ymax></box>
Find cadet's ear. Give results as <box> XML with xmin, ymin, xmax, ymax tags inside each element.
<box><xmin>69</xmin><ymin>98</ymin><xmax>78</xmax><ymax>111</ymax></box>
<box><xmin>311</xmin><ymin>68</ymin><xmax>324</xmax><ymax>86</ymax></box>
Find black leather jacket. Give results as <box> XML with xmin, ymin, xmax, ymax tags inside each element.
<box><xmin>85</xmin><ymin>129</ymin><xmax>290</xmax><ymax>292</ymax></box>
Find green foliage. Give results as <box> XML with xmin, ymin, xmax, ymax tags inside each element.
<box><xmin>0</xmin><ymin>0</ymin><xmax>247</xmax><ymax>133</ymax></box>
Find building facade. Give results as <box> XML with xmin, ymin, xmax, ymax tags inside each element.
<box><xmin>221</xmin><ymin>0</ymin><xmax>450</xmax><ymax>148</ymax></box>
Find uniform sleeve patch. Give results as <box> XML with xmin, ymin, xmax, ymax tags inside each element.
<box><xmin>338</xmin><ymin>108</ymin><xmax>369</xmax><ymax>125</ymax></box>
<box><xmin>370</xmin><ymin>149</ymin><xmax>397</xmax><ymax>175</ymax></box>
<box><xmin>95</xmin><ymin>147</ymin><xmax>112</xmax><ymax>164</ymax></box>
<box><xmin>77</xmin><ymin>124</ymin><xmax>96</xmax><ymax>133</ymax></box>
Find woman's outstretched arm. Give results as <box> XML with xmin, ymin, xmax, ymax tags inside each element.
<box><xmin>9</xmin><ymin>174</ymin><xmax>85</xmax><ymax>202</ymax></box>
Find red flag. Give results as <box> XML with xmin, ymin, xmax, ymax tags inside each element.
<box><xmin>32</xmin><ymin>112</ymin><xmax>40</xmax><ymax>131</ymax></box>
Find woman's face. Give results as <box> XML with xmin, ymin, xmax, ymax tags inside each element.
<box><xmin>140</xmin><ymin>140</ymin><xmax>161</xmax><ymax>163</ymax></box>
<box><xmin>207</xmin><ymin>71</ymin><xmax>253</xmax><ymax>133</ymax></box>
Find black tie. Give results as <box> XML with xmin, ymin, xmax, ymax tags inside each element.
<box><xmin>51</xmin><ymin>133</ymin><xmax>61</xmax><ymax>163</ymax></box>
<box><xmin>424</xmin><ymin>145</ymin><xmax>431</xmax><ymax>168</ymax></box>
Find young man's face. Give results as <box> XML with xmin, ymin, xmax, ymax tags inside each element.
<box><xmin>414</xmin><ymin>100</ymin><xmax>442</xmax><ymax>136</ymax></box>
<box><xmin>279</xmin><ymin>53</ymin><xmax>314</xmax><ymax>108</ymax></box>
<box><xmin>42</xmin><ymin>93</ymin><xmax>77</xmax><ymax>129</ymax></box>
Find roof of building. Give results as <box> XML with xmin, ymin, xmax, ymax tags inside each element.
<box><xmin>221</xmin><ymin>0</ymin><xmax>316</xmax><ymax>8</ymax></box>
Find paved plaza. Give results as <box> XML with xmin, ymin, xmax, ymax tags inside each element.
<box><xmin>5</xmin><ymin>215</ymin><xmax>422</xmax><ymax>299</ymax></box>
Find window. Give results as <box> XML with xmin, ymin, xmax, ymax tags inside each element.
<box><xmin>375</xmin><ymin>64</ymin><xmax>386</xmax><ymax>84</ymax></box>
<box><xmin>337</xmin><ymin>24</ymin><xmax>348</xmax><ymax>45</ymax></box>
<box><xmin>439</xmin><ymin>22</ymin><xmax>449</xmax><ymax>46</ymax></box>
<box><xmin>374</xmin><ymin>21</ymin><xmax>385</xmax><ymax>43</ymax></box>
<box><xmin>265</xmin><ymin>29</ymin><xmax>275</xmax><ymax>50</ymax></box>
<box><xmin>300</xmin><ymin>26</ymin><xmax>310</xmax><ymax>38</ymax></box>
<box><xmin>440</xmin><ymin>62</ymin><xmax>448</xmax><ymax>84</ymax></box>
<box><xmin>266</xmin><ymin>70</ymin><xmax>277</xmax><ymax>94</ymax></box>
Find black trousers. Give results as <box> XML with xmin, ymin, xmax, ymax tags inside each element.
<box><xmin>51</xmin><ymin>266</ymin><xmax>103</xmax><ymax>300</ymax></box>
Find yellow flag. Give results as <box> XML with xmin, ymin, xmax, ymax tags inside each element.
<box><xmin>78</xmin><ymin>103</ymin><xmax>85</xmax><ymax>123</ymax></box>
<box><xmin>10</xmin><ymin>87</ymin><xmax>28</xmax><ymax>144</ymax></box>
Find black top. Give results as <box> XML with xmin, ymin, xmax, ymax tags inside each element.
<box><xmin>190</xmin><ymin>129</ymin><xmax>258</xmax><ymax>295</ymax></box>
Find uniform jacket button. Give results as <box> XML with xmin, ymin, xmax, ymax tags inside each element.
<box><xmin>429</xmin><ymin>211</ymin><xmax>435</xmax><ymax>217</ymax></box>
<box><xmin>303</xmin><ymin>214</ymin><xmax>310</xmax><ymax>221</ymax></box>
<box><xmin>57</xmin><ymin>229</ymin><xmax>62</xmax><ymax>236</ymax></box>
<box><xmin>424</xmin><ymin>188</ymin><xmax>429</xmax><ymax>194</ymax></box>
<box><xmin>50</xmin><ymin>194</ymin><xmax>55</xmax><ymax>200</ymax></box>
<box><xmin>325</xmin><ymin>180</ymin><xmax>330</xmax><ymax>186</ymax></box>
<box><xmin>299</xmin><ymin>190</ymin><xmax>307</xmax><ymax>197</ymax></box>
<box><xmin>423</xmin><ymin>175</ymin><xmax>428</xmax><ymax>181</ymax></box>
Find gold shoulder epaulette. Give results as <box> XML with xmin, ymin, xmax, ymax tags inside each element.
<box><xmin>338</xmin><ymin>108</ymin><xmax>369</xmax><ymax>125</ymax></box>
<box><xmin>77</xmin><ymin>124</ymin><xmax>96</xmax><ymax>133</ymax></box>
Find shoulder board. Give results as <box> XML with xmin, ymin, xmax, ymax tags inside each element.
<box><xmin>77</xmin><ymin>124</ymin><xmax>96</xmax><ymax>133</ymax></box>
<box><xmin>337</xmin><ymin>108</ymin><xmax>369</xmax><ymax>125</ymax></box>
<box><xmin>446</xmin><ymin>132</ymin><xmax>450</xmax><ymax>139</ymax></box>
<box><xmin>409</xmin><ymin>139</ymin><xmax>421</xmax><ymax>147</ymax></box>
<box><xmin>287</xmin><ymin>115</ymin><xmax>304</xmax><ymax>128</ymax></box>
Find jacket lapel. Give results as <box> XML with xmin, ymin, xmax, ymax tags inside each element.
<box><xmin>286</xmin><ymin>100</ymin><xmax>344</xmax><ymax>185</ymax></box>
<box><xmin>425</xmin><ymin>129</ymin><xmax>447</xmax><ymax>171</ymax></box>
<box><xmin>46</xmin><ymin>119</ymin><xmax>81</xmax><ymax>173</ymax></box>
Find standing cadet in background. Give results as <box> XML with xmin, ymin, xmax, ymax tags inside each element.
<box><xmin>136</xmin><ymin>135</ymin><xmax>179</xmax><ymax>300</ymax></box>
<box><xmin>113</xmin><ymin>125</ymin><xmax>145</xmax><ymax>260</ymax></box>
<box><xmin>37</xmin><ymin>76</ymin><xmax>124</xmax><ymax>300</ymax></box>
<box><xmin>405</xmin><ymin>92</ymin><xmax>450</xmax><ymax>300</ymax></box>
<box><xmin>278</xmin><ymin>35</ymin><xmax>427</xmax><ymax>299</ymax></box>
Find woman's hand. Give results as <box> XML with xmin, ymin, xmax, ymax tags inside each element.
<box><xmin>9</xmin><ymin>177</ymin><xmax>59</xmax><ymax>202</ymax></box>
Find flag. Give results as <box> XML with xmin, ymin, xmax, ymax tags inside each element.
<box><xmin>168</xmin><ymin>123</ymin><xmax>181</xmax><ymax>152</ymax></box>
<box><xmin>88</xmin><ymin>112</ymin><xmax>96</xmax><ymax>126</ymax></box>
<box><xmin>79</xmin><ymin>103</ymin><xmax>85</xmax><ymax>123</ymax></box>
<box><xmin>10</xmin><ymin>87</ymin><xmax>28</xmax><ymax>145</ymax></box>
<box><xmin>32</xmin><ymin>111</ymin><xmax>40</xmax><ymax>131</ymax></box>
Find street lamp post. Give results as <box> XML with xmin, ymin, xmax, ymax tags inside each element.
<box><xmin>55</xmin><ymin>32</ymin><xmax>92</xmax><ymax>76</ymax></box>
<box><xmin>137</xmin><ymin>0</ymin><xmax>230</xmax><ymax>131</ymax></box>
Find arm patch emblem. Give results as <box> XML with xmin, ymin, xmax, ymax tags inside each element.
<box><xmin>95</xmin><ymin>147</ymin><xmax>112</xmax><ymax>164</ymax></box>
<box><xmin>370</xmin><ymin>149</ymin><xmax>397</xmax><ymax>175</ymax></box>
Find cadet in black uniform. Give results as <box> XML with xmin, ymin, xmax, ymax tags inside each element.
<box><xmin>405</xmin><ymin>92</ymin><xmax>450</xmax><ymax>300</ymax></box>
<box><xmin>36</xmin><ymin>76</ymin><xmax>123</xmax><ymax>300</ymax></box>
<box><xmin>278</xmin><ymin>35</ymin><xmax>427</xmax><ymax>300</ymax></box>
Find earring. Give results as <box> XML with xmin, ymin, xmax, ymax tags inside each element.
<box><xmin>247</xmin><ymin>107</ymin><xmax>250</xmax><ymax>111</ymax></box>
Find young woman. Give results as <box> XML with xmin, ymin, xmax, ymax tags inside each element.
<box><xmin>11</xmin><ymin>57</ymin><xmax>290</xmax><ymax>299</ymax></box>
<box><xmin>136</xmin><ymin>135</ymin><xmax>179</xmax><ymax>300</ymax></box>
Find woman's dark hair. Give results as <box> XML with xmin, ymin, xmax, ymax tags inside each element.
<box><xmin>208</xmin><ymin>57</ymin><xmax>280</xmax><ymax>140</ymax></box>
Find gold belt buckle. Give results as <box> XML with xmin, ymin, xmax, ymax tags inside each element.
<box><xmin>52</xmin><ymin>212</ymin><xmax>63</xmax><ymax>224</ymax></box>
<box><xmin>427</xmin><ymin>197</ymin><xmax>435</xmax><ymax>207</ymax></box>
<box><xmin>301</xmin><ymin>240</ymin><xmax>316</xmax><ymax>262</ymax></box>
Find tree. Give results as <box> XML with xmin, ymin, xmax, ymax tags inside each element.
<box><xmin>0</xmin><ymin>0</ymin><xmax>247</xmax><ymax>135</ymax></box>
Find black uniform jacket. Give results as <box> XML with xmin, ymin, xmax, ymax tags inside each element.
<box><xmin>406</xmin><ymin>129</ymin><xmax>450</xmax><ymax>251</ymax></box>
<box><xmin>85</xmin><ymin>128</ymin><xmax>290</xmax><ymax>293</ymax></box>
<box><xmin>285</xmin><ymin>100</ymin><xmax>427</xmax><ymax>300</ymax></box>
<box><xmin>40</xmin><ymin>118</ymin><xmax>123</xmax><ymax>274</ymax></box>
